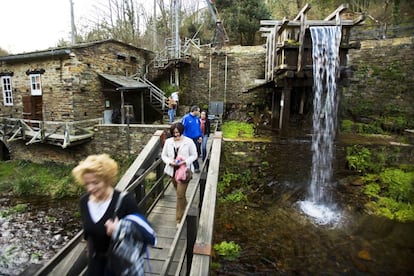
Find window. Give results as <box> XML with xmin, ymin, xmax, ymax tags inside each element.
<box><xmin>30</xmin><ymin>74</ymin><xmax>42</xmax><ymax>95</ymax></box>
<box><xmin>1</xmin><ymin>76</ymin><xmax>13</xmax><ymax>106</ymax></box>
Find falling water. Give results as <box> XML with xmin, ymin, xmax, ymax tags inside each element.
<box><xmin>299</xmin><ymin>26</ymin><xmax>342</xmax><ymax>225</ymax></box>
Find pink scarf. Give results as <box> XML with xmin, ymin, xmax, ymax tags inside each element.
<box><xmin>174</xmin><ymin>155</ymin><xmax>188</xmax><ymax>182</ymax></box>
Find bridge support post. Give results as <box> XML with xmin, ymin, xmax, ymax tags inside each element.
<box><xmin>279</xmin><ymin>88</ymin><xmax>291</xmax><ymax>130</ymax></box>
<box><xmin>186</xmin><ymin>207</ymin><xmax>198</xmax><ymax>274</ymax></box>
<box><xmin>199</xmin><ymin>160</ymin><xmax>209</xmax><ymax>210</ymax></box>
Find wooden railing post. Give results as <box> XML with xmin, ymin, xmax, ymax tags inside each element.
<box><xmin>186</xmin><ymin>207</ymin><xmax>199</xmax><ymax>274</ymax></box>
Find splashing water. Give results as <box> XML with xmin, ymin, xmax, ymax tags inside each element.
<box><xmin>299</xmin><ymin>26</ymin><xmax>342</xmax><ymax>226</ymax></box>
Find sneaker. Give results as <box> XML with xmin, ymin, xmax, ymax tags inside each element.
<box><xmin>195</xmin><ymin>169</ymin><xmax>200</xmax><ymax>173</ymax></box>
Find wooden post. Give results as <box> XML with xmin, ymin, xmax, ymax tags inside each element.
<box><xmin>120</xmin><ymin>90</ymin><xmax>125</xmax><ymax>124</ymax></box>
<box><xmin>279</xmin><ymin>88</ymin><xmax>291</xmax><ymax>130</ymax></box>
<box><xmin>199</xmin><ymin>160</ymin><xmax>208</xmax><ymax>210</ymax></box>
<box><xmin>186</xmin><ymin>207</ymin><xmax>198</xmax><ymax>274</ymax></box>
<box><xmin>140</xmin><ymin>92</ymin><xmax>144</xmax><ymax>124</ymax></box>
<box><xmin>299</xmin><ymin>89</ymin><xmax>305</xmax><ymax>115</ymax></box>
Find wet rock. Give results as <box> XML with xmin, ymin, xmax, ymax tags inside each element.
<box><xmin>357</xmin><ymin>249</ymin><xmax>372</xmax><ymax>261</ymax></box>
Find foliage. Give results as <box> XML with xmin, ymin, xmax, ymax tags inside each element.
<box><xmin>222</xmin><ymin>121</ymin><xmax>255</xmax><ymax>139</ymax></box>
<box><xmin>0</xmin><ymin>160</ymin><xmax>79</xmax><ymax>198</ymax></box>
<box><xmin>213</xmin><ymin>241</ymin><xmax>241</xmax><ymax>261</ymax></box>
<box><xmin>363</xmin><ymin>168</ymin><xmax>414</xmax><ymax>222</ymax></box>
<box><xmin>345</xmin><ymin>145</ymin><xmax>397</xmax><ymax>174</ymax></box>
<box><xmin>159</xmin><ymin>83</ymin><xmax>179</xmax><ymax>97</ymax></box>
<box><xmin>379</xmin><ymin>169</ymin><xmax>414</xmax><ymax>202</ymax></box>
<box><xmin>0</xmin><ymin>203</ymin><xmax>28</xmax><ymax>217</ymax></box>
<box><xmin>341</xmin><ymin>120</ymin><xmax>354</xmax><ymax>133</ymax></box>
<box><xmin>346</xmin><ymin>145</ymin><xmax>372</xmax><ymax>173</ymax></box>
<box><xmin>218</xmin><ymin>172</ymin><xmax>240</xmax><ymax>194</ymax></box>
<box><xmin>220</xmin><ymin>189</ymin><xmax>247</xmax><ymax>203</ymax></box>
<box><xmin>215</xmin><ymin>0</ymin><xmax>271</xmax><ymax>45</ymax></box>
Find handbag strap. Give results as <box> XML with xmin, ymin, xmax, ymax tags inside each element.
<box><xmin>113</xmin><ymin>191</ymin><xmax>127</xmax><ymax>219</ymax></box>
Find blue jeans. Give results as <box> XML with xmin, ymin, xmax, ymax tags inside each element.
<box><xmin>168</xmin><ymin>108</ymin><xmax>175</xmax><ymax>123</ymax></box>
<box><xmin>201</xmin><ymin>134</ymin><xmax>208</xmax><ymax>161</ymax></box>
<box><xmin>192</xmin><ymin>138</ymin><xmax>200</xmax><ymax>170</ymax></box>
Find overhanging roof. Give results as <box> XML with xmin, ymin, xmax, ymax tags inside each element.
<box><xmin>99</xmin><ymin>73</ymin><xmax>149</xmax><ymax>90</ymax></box>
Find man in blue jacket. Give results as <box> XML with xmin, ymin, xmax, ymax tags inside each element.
<box><xmin>182</xmin><ymin>105</ymin><xmax>202</xmax><ymax>173</ymax></box>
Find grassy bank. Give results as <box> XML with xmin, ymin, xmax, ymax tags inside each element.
<box><xmin>0</xmin><ymin>157</ymin><xmax>134</xmax><ymax>198</ymax></box>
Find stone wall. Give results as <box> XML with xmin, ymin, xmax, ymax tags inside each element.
<box><xmin>178</xmin><ymin>45</ymin><xmax>269</xmax><ymax>118</ymax></box>
<box><xmin>70</xmin><ymin>42</ymin><xmax>153</xmax><ymax>121</ymax></box>
<box><xmin>7</xmin><ymin>124</ymin><xmax>168</xmax><ymax>164</ymax></box>
<box><xmin>0</xmin><ymin>40</ymin><xmax>153</xmax><ymax>122</ymax></box>
<box><xmin>342</xmin><ymin>36</ymin><xmax>414</xmax><ymax>129</ymax></box>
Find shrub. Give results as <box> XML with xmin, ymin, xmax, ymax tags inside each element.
<box><xmin>346</xmin><ymin>145</ymin><xmax>372</xmax><ymax>173</ymax></box>
<box><xmin>213</xmin><ymin>241</ymin><xmax>241</xmax><ymax>261</ymax></box>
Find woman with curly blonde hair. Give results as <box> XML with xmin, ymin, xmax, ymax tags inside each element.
<box><xmin>73</xmin><ymin>154</ymin><xmax>141</xmax><ymax>276</ymax></box>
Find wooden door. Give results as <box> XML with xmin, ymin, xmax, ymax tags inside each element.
<box><xmin>22</xmin><ymin>96</ymin><xmax>43</xmax><ymax>120</ymax></box>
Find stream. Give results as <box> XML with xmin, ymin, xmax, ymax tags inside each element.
<box><xmin>212</xmin><ymin>139</ymin><xmax>414</xmax><ymax>275</ymax></box>
<box><xmin>0</xmin><ymin>139</ymin><xmax>413</xmax><ymax>275</ymax></box>
<box><xmin>0</xmin><ymin>196</ymin><xmax>80</xmax><ymax>275</ymax></box>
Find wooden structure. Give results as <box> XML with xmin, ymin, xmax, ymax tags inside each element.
<box><xmin>259</xmin><ymin>3</ymin><xmax>364</xmax><ymax>130</ymax></box>
<box><xmin>30</xmin><ymin>130</ymin><xmax>222</xmax><ymax>275</ymax></box>
<box><xmin>0</xmin><ymin>118</ymin><xmax>100</xmax><ymax>148</ymax></box>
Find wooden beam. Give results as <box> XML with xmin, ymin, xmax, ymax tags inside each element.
<box><xmin>263</xmin><ymin>19</ymin><xmax>358</xmax><ymax>27</ymax></box>
<box><xmin>297</xmin><ymin>11</ymin><xmax>306</xmax><ymax>72</ymax></box>
<box><xmin>277</xmin><ymin>17</ymin><xmax>290</xmax><ymax>35</ymax></box>
<box><xmin>324</xmin><ymin>3</ymin><xmax>349</xmax><ymax>21</ymax></box>
<box><xmin>293</xmin><ymin>3</ymin><xmax>311</xmax><ymax>21</ymax></box>
<box><xmin>259</xmin><ymin>27</ymin><xmax>274</xmax><ymax>32</ymax></box>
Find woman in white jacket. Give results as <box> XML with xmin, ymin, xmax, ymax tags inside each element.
<box><xmin>161</xmin><ymin>122</ymin><xmax>198</xmax><ymax>226</ymax></box>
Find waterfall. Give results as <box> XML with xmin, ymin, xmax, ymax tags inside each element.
<box><xmin>299</xmin><ymin>26</ymin><xmax>342</xmax><ymax>225</ymax></box>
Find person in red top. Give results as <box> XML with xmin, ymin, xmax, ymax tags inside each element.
<box><xmin>200</xmin><ymin>110</ymin><xmax>211</xmax><ymax>161</ymax></box>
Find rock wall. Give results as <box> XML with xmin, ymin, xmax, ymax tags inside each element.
<box><xmin>342</xmin><ymin>37</ymin><xmax>414</xmax><ymax>130</ymax></box>
<box><xmin>179</xmin><ymin>45</ymin><xmax>270</xmax><ymax>119</ymax></box>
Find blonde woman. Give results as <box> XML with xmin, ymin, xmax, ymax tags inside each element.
<box><xmin>161</xmin><ymin>122</ymin><xmax>198</xmax><ymax>226</ymax></box>
<box><xmin>72</xmin><ymin>154</ymin><xmax>141</xmax><ymax>276</ymax></box>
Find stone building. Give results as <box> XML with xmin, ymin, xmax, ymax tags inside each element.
<box><xmin>0</xmin><ymin>39</ymin><xmax>156</xmax><ymax>123</ymax></box>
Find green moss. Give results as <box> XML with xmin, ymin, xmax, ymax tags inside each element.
<box><xmin>222</xmin><ymin>121</ymin><xmax>254</xmax><ymax>139</ymax></box>
<box><xmin>341</xmin><ymin>120</ymin><xmax>354</xmax><ymax>133</ymax></box>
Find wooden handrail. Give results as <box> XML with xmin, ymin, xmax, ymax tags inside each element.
<box><xmin>33</xmin><ymin>130</ymin><xmax>166</xmax><ymax>275</ymax></box>
<box><xmin>189</xmin><ymin>132</ymin><xmax>222</xmax><ymax>275</ymax></box>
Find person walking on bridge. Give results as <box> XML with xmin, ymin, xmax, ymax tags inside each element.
<box><xmin>72</xmin><ymin>154</ymin><xmax>142</xmax><ymax>276</ymax></box>
<box><xmin>200</xmin><ymin>110</ymin><xmax>211</xmax><ymax>161</ymax></box>
<box><xmin>181</xmin><ymin>105</ymin><xmax>202</xmax><ymax>173</ymax></box>
<box><xmin>161</xmin><ymin>122</ymin><xmax>198</xmax><ymax>227</ymax></box>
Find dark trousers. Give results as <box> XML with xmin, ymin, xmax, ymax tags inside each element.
<box><xmin>192</xmin><ymin>138</ymin><xmax>200</xmax><ymax>170</ymax></box>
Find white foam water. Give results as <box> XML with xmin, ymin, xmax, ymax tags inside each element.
<box><xmin>299</xmin><ymin>200</ymin><xmax>342</xmax><ymax>226</ymax></box>
<box><xmin>299</xmin><ymin>26</ymin><xmax>342</xmax><ymax>225</ymax></box>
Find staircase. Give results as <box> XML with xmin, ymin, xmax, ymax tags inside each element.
<box><xmin>136</xmin><ymin>77</ymin><xmax>167</xmax><ymax>116</ymax></box>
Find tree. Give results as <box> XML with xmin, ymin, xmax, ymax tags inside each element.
<box><xmin>216</xmin><ymin>0</ymin><xmax>271</xmax><ymax>45</ymax></box>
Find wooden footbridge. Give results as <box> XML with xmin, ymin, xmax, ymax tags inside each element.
<box><xmin>0</xmin><ymin>117</ymin><xmax>100</xmax><ymax>149</ymax></box>
<box><xmin>26</xmin><ymin>130</ymin><xmax>222</xmax><ymax>276</ymax></box>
